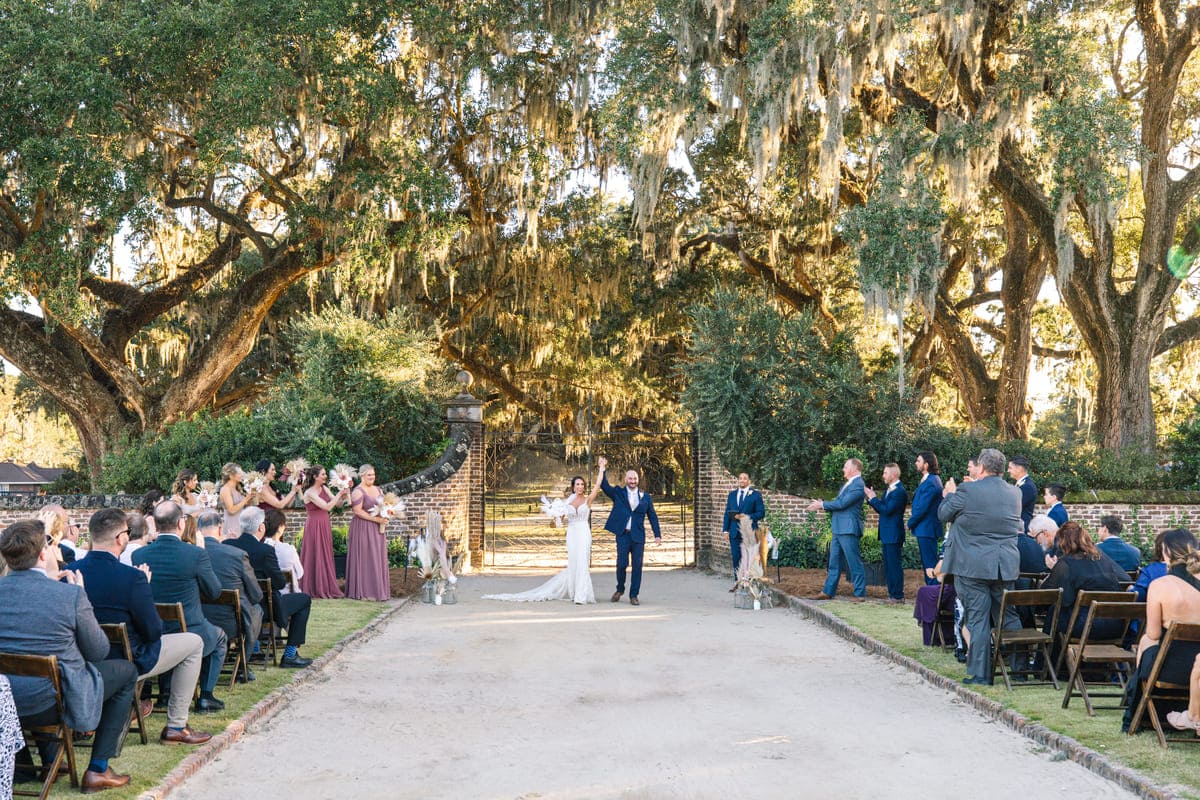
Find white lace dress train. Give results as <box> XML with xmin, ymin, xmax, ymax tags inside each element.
<box><xmin>484</xmin><ymin>502</ymin><xmax>596</xmax><ymax>604</ymax></box>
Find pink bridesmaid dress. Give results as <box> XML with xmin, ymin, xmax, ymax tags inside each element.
<box><xmin>299</xmin><ymin>487</ymin><xmax>344</xmax><ymax>599</ymax></box>
<box><xmin>345</xmin><ymin>488</ymin><xmax>390</xmax><ymax>601</ymax></box>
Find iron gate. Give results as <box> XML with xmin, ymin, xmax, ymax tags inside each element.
<box><xmin>483</xmin><ymin>431</ymin><xmax>695</xmax><ymax>568</ymax></box>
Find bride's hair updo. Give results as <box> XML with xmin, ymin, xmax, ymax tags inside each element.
<box><xmin>567</xmin><ymin>476</ymin><xmax>586</xmax><ymax>495</ymax></box>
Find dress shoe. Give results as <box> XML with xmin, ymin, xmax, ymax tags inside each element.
<box><xmin>194</xmin><ymin>696</ymin><xmax>225</xmax><ymax>713</ymax></box>
<box><xmin>160</xmin><ymin>726</ymin><xmax>214</xmax><ymax>745</ymax></box>
<box><xmin>848</xmin><ymin>596</ymin><xmax>866</xmax><ymax>603</ymax></box>
<box><xmin>138</xmin><ymin>698</ymin><xmax>154</xmax><ymax>719</ymax></box>
<box><xmin>962</xmin><ymin>676</ymin><xmax>993</xmax><ymax>686</ymax></box>
<box><xmin>278</xmin><ymin>654</ymin><xmax>313</xmax><ymax>669</ymax></box>
<box><xmin>629</xmin><ymin>597</ymin><xmax>640</xmax><ymax>606</ymax></box>
<box><xmin>882</xmin><ymin>598</ymin><xmax>903</xmax><ymax>605</ymax></box>
<box><xmin>610</xmin><ymin>591</ymin><xmax>622</xmax><ymax>603</ymax></box>
<box><xmin>235</xmin><ymin>669</ymin><xmax>256</xmax><ymax>684</ymax></box>
<box><xmin>248</xmin><ymin>652</ymin><xmax>267</xmax><ymax>664</ymax></box>
<box><xmin>809</xmin><ymin>592</ymin><xmax>834</xmax><ymax>600</ymax></box>
<box><xmin>82</xmin><ymin>766</ymin><xmax>131</xmax><ymax>793</ymax></box>
<box><xmin>954</xmin><ymin>647</ymin><xmax>967</xmax><ymax>663</ymax></box>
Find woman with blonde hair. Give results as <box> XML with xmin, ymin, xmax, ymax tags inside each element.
<box><xmin>345</xmin><ymin>465</ymin><xmax>390</xmax><ymax>601</ymax></box>
<box><xmin>219</xmin><ymin>462</ymin><xmax>258</xmax><ymax>536</ymax></box>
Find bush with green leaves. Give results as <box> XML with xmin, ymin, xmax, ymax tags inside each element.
<box><xmin>821</xmin><ymin>445</ymin><xmax>868</xmax><ymax>490</ymax></box>
<box><xmin>1168</xmin><ymin>410</ymin><xmax>1200</xmax><ymax>489</ymax></box>
<box><xmin>99</xmin><ymin>308</ymin><xmax>449</xmax><ymax>493</ymax></box>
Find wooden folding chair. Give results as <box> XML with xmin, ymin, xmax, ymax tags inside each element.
<box><xmin>212</xmin><ymin>589</ymin><xmax>247</xmax><ymax>688</ymax></box>
<box><xmin>155</xmin><ymin>602</ymin><xmax>187</xmax><ymax>633</ymax></box>
<box><xmin>992</xmin><ymin>588</ymin><xmax>1063</xmax><ymax>691</ymax></box>
<box><xmin>1054</xmin><ymin>590</ymin><xmax>1136</xmax><ymax>676</ymax></box>
<box><xmin>257</xmin><ymin>578</ymin><xmax>278</xmax><ymax>665</ymax></box>
<box><xmin>1061</xmin><ymin>601</ymin><xmax>1145</xmax><ymax>715</ymax></box>
<box><xmin>1128</xmin><ymin>621</ymin><xmax>1200</xmax><ymax>748</ymax></box>
<box><xmin>282</xmin><ymin>568</ymin><xmax>295</xmax><ymax>592</ymax></box>
<box><xmin>929</xmin><ymin>581</ymin><xmax>956</xmax><ymax>650</ymax></box>
<box><xmin>1</xmin><ymin>652</ymin><xmax>79</xmax><ymax>800</ymax></box>
<box><xmin>99</xmin><ymin>622</ymin><xmax>149</xmax><ymax>744</ymax></box>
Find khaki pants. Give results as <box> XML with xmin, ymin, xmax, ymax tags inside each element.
<box><xmin>141</xmin><ymin>632</ymin><xmax>204</xmax><ymax>729</ymax></box>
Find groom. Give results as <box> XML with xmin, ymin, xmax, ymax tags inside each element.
<box><xmin>598</xmin><ymin>457</ymin><xmax>661</xmax><ymax>606</ymax></box>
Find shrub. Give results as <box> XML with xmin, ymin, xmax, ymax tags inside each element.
<box><xmin>387</xmin><ymin>536</ymin><xmax>408</xmax><ymax>568</ymax></box>
<box><xmin>821</xmin><ymin>445</ymin><xmax>868</xmax><ymax>490</ymax></box>
<box><xmin>331</xmin><ymin>525</ymin><xmax>349</xmax><ymax>557</ymax></box>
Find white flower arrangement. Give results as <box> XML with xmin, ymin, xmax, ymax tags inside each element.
<box><xmin>241</xmin><ymin>470</ymin><xmax>266</xmax><ymax>495</ymax></box>
<box><xmin>196</xmin><ymin>481</ymin><xmax>219</xmax><ymax>509</ymax></box>
<box><xmin>379</xmin><ymin>492</ymin><xmax>406</xmax><ymax>519</ymax></box>
<box><xmin>329</xmin><ymin>463</ymin><xmax>358</xmax><ymax>492</ymax></box>
<box><xmin>284</xmin><ymin>457</ymin><xmax>310</xmax><ymax>486</ymax></box>
<box><xmin>539</xmin><ymin>495</ymin><xmax>569</xmax><ymax>528</ymax></box>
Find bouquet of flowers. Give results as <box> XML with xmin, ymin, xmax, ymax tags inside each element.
<box><xmin>539</xmin><ymin>495</ymin><xmax>569</xmax><ymax>528</ymax></box>
<box><xmin>379</xmin><ymin>492</ymin><xmax>406</xmax><ymax>519</ymax></box>
<box><xmin>241</xmin><ymin>470</ymin><xmax>266</xmax><ymax>495</ymax></box>
<box><xmin>329</xmin><ymin>463</ymin><xmax>358</xmax><ymax>493</ymax></box>
<box><xmin>283</xmin><ymin>457</ymin><xmax>309</xmax><ymax>486</ymax></box>
<box><xmin>196</xmin><ymin>481</ymin><xmax>219</xmax><ymax>509</ymax></box>
<box><xmin>410</xmin><ymin>533</ymin><xmax>439</xmax><ymax>580</ymax></box>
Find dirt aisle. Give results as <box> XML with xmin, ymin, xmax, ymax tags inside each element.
<box><xmin>171</xmin><ymin>569</ymin><xmax>1137</xmax><ymax>800</ymax></box>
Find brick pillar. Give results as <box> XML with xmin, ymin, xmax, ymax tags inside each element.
<box><xmin>444</xmin><ymin>370</ymin><xmax>484</xmax><ymax>571</ymax></box>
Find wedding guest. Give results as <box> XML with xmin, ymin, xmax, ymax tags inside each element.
<box><xmin>1043</xmin><ymin>484</ymin><xmax>1068</xmax><ymax>528</ymax></box>
<box><xmin>42</xmin><ymin>504</ymin><xmax>72</xmax><ymax>566</ymax></box>
<box><xmin>120</xmin><ymin>511</ymin><xmax>151</xmax><ymax>566</ymax></box>
<box><xmin>172</xmin><ymin>469</ymin><xmax>203</xmax><ymax>517</ymax></box>
<box><xmin>57</xmin><ymin>510</ymin><xmax>87</xmax><ymax>563</ymax></box>
<box><xmin>219</xmin><ymin>462</ymin><xmax>259</xmax><ymax>536</ymax></box>
<box><xmin>1131</xmin><ymin>531</ymin><xmax>1169</xmax><ymax>602</ymax></box>
<box><xmin>67</xmin><ymin>508</ymin><xmax>212</xmax><ymax>746</ymax></box>
<box><xmin>1123</xmin><ymin>528</ymin><xmax>1200</xmax><ymax>733</ymax></box>
<box><xmin>1</xmin><ymin>675</ymin><xmax>21</xmax><ymax>798</ymax></box>
<box><xmin>1039</xmin><ymin>521</ymin><xmax>1128</xmax><ymax>660</ymax></box>
<box><xmin>1021</xmin><ymin>515</ymin><xmax>1057</xmax><ymax>577</ymax></box>
<box><xmin>0</xmin><ymin>519</ymin><xmax>138</xmax><ymax>792</ymax></box>
<box><xmin>1097</xmin><ymin>515</ymin><xmax>1142</xmax><ymax>572</ymax></box>
<box><xmin>299</xmin><ymin>466</ymin><xmax>347</xmax><ymax>599</ymax></box>
<box><xmin>255</xmin><ymin>460</ymin><xmax>300</xmax><ymax>511</ymax></box>
<box><xmin>181</xmin><ymin>515</ymin><xmax>200</xmax><ymax>546</ymax></box>
<box><xmin>263</xmin><ymin>508</ymin><xmax>304</xmax><ymax>593</ymax></box>
<box><xmin>198</xmin><ymin>511</ymin><xmax>263</xmax><ymax>678</ymax></box>
<box><xmin>346</xmin><ymin>465</ymin><xmax>390</xmax><ymax>601</ymax></box>
<box><xmin>140</xmin><ymin>489</ymin><xmax>166</xmax><ymax>517</ymax></box>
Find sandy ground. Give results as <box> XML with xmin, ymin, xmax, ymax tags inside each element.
<box><xmin>171</xmin><ymin>568</ymin><xmax>1137</xmax><ymax>800</ymax></box>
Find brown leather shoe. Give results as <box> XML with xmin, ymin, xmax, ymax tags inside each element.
<box><xmin>138</xmin><ymin>699</ymin><xmax>154</xmax><ymax>719</ymax></box>
<box><xmin>809</xmin><ymin>592</ymin><xmax>834</xmax><ymax>600</ymax></box>
<box><xmin>82</xmin><ymin>767</ymin><xmax>131</xmax><ymax>793</ymax></box>
<box><xmin>610</xmin><ymin>592</ymin><xmax>622</xmax><ymax>603</ymax></box>
<box><xmin>629</xmin><ymin>597</ymin><xmax>640</xmax><ymax>606</ymax></box>
<box><xmin>160</xmin><ymin>726</ymin><xmax>213</xmax><ymax>746</ymax></box>
<box><xmin>849</xmin><ymin>596</ymin><xmax>866</xmax><ymax>603</ymax></box>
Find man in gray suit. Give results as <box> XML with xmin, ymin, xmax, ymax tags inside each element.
<box><xmin>807</xmin><ymin>457</ymin><xmax>867</xmax><ymax>601</ymax></box>
<box><xmin>199</xmin><ymin>510</ymin><xmax>263</xmax><ymax>679</ymax></box>
<box><xmin>0</xmin><ymin>519</ymin><xmax>137</xmax><ymax>793</ymax></box>
<box><xmin>938</xmin><ymin>448</ymin><xmax>1023</xmax><ymax>685</ymax></box>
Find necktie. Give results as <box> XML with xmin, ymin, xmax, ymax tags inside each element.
<box><xmin>738</xmin><ymin>490</ymin><xmax>745</xmax><ymax>506</ymax></box>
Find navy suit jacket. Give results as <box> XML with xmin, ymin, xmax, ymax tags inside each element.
<box><xmin>1098</xmin><ymin>537</ymin><xmax>1141</xmax><ymax>572</ymax></box>
<box><xmin>1047</xmin><ymin>503</ymin><xmax>1068</xmax><ymax>528</ymax></box>
<box><xmin>67</xmin><ymin>550</ymin><xmax>163</xmax><ymax>675</ymax></box>
<box><xmin>822</xmin><ymin>476</ymin><xmax>866</xmax><ymax>536</ymax></box>
<box><xmin>600</xmin><ymin>475</ymin><xmax>662</xmax><ymax>542</ymax></box>
<box><xmin>131</xmin><ymin>534</ymin><xmax>223</xmax><ymax>653</ymax></box>
<box><xmin>906</xmin><ymin>474</ymin><xmax>944</xmax><ymax>540</ymax></box>
<box><xmin>201</xmin><ymin>536</ymin><xmax>264</xmax><ymax>637</ymax></box>
<box><xmin>867</xmin><ymin>482</ymin><xmax>908</xmax><ymax>545</ymax></box>
<box><xmin>1017</xmin><ymin>534</ymin><xmax>1048</xmax><ymax>574</ymax></box>
<box><xmin>723</xmin><ymin>488</ymin><xmax>765</xmax><ymax>537</ymax></box>
<box><xmin>1016</xmin><ymin>477</ymin><xmax>1038</xmax><ymax>530</ymax></box>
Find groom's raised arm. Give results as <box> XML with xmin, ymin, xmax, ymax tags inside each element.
<box><xmin>599</xmin><ymin>472</ymin><xmax>620</xmax><ymax>500</ymax></box>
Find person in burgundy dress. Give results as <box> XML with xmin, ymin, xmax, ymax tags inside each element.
<box><xmin>299</xmin><ymin>466</ymin><xmax>348</xmax><ymax>598</ymax></box>
<box><xmin>346</xmin><ymin>465</ymin><xmax>391</xmax><ymax>601</ymax></box>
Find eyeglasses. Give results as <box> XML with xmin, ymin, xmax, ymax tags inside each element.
<box><xmin>116</xmin><ymin>528</ymin><xmax>130</xmax><ymax>538</ymax></box>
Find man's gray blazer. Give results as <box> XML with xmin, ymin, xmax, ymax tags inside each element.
<box><xmin>822</xmin><ymin>476</ymin><xmax>866</xmax><ymax>536</ymax></box>
<box><xmin>937</xmin><ymin>475</ymin><xmax>1022</xmax><ymax>581</ymax></box>
<box><xmin>0</xmin><ymin>569</ymin><xmax>108</xmax><ymax>731</ymax></box>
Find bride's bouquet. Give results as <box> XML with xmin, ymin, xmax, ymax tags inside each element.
<box><xmin>379</xmin><ymin>492</ymin><xmax>406</xmax><ymax>519</ymax></box>
<box><xmin>329</xmin><ymin>463</ymin><xmax>358</xmax><ymax>493</ymax></box>
<box><xmin>283</xmin><ymin>457</ymin><xmax>309</xmax><ymax>486</ymax></box>
<box><xmin>539</xmin><ymin>495</ymin><xmax>569</xmax><ymax>529</ymax></box>
<box><xmin>196</xmin><ymin>481</ymin><xmax>219</xmax><ymax>509</ymax></box>
<box><xmin>241</xmin><ymin>470</ymin><xmax>266</xmax><ymax>495</ymax></box>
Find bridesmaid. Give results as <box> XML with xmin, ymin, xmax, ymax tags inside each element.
<box><xmin>219</xmin><ymin>462</ymin><xmax>258</xmax><ymax>536</ymax></box>
<box><xmin>299</xmin><ymin>466</ymin><xmax>347</xmax><ymax>598</ymax></box>
<box><xmin>255</xmin><ymin>460</ymin><xmax>300</xmax><ymax>511</ymax></box>
<box><xmin>171</xmin><ymin>469</ymin><xmax>202</xmax><ymax>516</ymax></box>
<box><xmin>346</xmin><ymin>464</ymin><xmax>390</xmax><ymax>601</ymax></box>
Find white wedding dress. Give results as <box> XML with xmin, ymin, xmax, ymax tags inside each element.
<box><xmin>484</xmin><ymin>501</ymin><xmax>596</xmax><ymax>604</ymax></box>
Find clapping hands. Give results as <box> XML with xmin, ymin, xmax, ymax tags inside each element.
<box><xmin>863</xmin><ymin>486</ymin><xmax>877</xmax><ymax>500</ymax></box>
<box><xmin>943</xmin><ymin>477</ymin><xmax>957</xmax><ymax>496</ymax></box>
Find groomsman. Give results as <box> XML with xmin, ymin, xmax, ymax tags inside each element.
<box><xmin>1007</xmin><ymin>455</ymin><xmax>1037</xmax><ymax>532</ymax></box>
<box><xmin>907</xmin><ymin>451</ymin><xmax>944</xmax><ymax>585</ymax></box>
<box><xmin>807</xmin><ymin>458</ymin><xmax>867</xmax><ymax>601</ymax></box>
<box><xmin>865</xmin><ymin>463</ymin><xmax>907</xmax><ymax>603</ymax></box>
<box><xmin>722</xmin><ymin>473</ymin><xmax>765</xmax><ymax>590</ymax></box>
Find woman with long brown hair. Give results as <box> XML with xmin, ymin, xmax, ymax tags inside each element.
<box><xmin>1040</xmin><ymin>521</ymin><xmax>1127</xmax><ymax>645</ymax></box>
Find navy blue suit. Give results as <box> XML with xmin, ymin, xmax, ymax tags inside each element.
<box><xmin>1016</xmin><ymin>476</ymin><xmax>1037</xmax><ymax>531</ymax></box>
<box><xmin>723</xmin><ymin>487</ymin><xmax>766</xmax><ymax>577</ymax></box>
<box><xmin>1046</xmin><ymin>502</ymin><xmax>1068</xmax><ymax>528</ymax></box>
<box><xmin>1098</xmin><ymin>537</ymin><xmax>1141</xmax><ymax>572</ymax></box>
<box><xmin>66</xmin><ymin>551</ymin><xmax>164</xmax><ymax>675</ymax></box>
<box><xmin>868</xmin><ymin>482</ymin><xmax>908</xmax><ymax>599</ymax></box>
<box><xmin>601</xmin><ymin>475</ymin><xmax>661</xmax><ymax>599</ymax></box>
<box><xmin>906</xmin><ymin>474</ymin><xmax>944</xmax><ymax>584</ymax></box>
<box><xmin>821</xmin><ymin>476</ymin><xmax>867</xmax><ymax>597</ymax></box>
<box><xmin>227</xmin><ymin>533</ymin><xmax>312</xmax><ymax>648</ymax></box>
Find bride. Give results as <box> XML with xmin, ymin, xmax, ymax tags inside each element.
<box><xmin>483</xmin><ymin>461</ymin><xmax>605</xmax><ymax>605</ymax></box>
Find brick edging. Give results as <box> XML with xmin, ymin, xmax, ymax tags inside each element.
<box><xmin>136</xmin><ymin>598</ymin><xmax>412</xmax><ymax>800</ymax></box>
<box><xmin>771</xmin><ymin>589</ymin><xmax>1179</xmax><ymax>800</ymax></box>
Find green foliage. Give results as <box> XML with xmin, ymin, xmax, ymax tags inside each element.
<box><xmin>44</xmin><ymin>468</ymin><xmax>92</xmax><ymax>495</ymax></box>
<box><xmin>387</xmin><ymin>537</ymin><xmax>408</xmax><ymax>569</ymax></box>
<box><xmin>821</xmin><ymin>445</ymin><xmax>868</xmax><ymax>491</ymax></box>
<box><xmin>1168</xmin><ymin>410</ymin><xmax>1200</xmax><ymax>490</ymax></box>
<box><xmin>331</xmin><ymin>526</ymin><xmax>348</xmax><ymax>557</ymax></box>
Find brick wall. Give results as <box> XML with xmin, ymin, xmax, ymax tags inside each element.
<box><xmin>696</xmin><ymin>448</ymin><xmax>1200</xmax><ymax>572</ymax></box>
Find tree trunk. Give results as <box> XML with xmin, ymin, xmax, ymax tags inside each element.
<box><xmin>994</xmin><ymin>199</ymin><xmax>1045</xmax><ymax>440</ymax></box>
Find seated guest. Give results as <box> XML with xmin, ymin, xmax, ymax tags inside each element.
<box><xmin>66</xmin><ymin>509</ymin><xmax>212</xmax><ymax>745</ymax></box>
<box><xmin>198</xmin><ymin>511</ymin><xmax>264</xmax><ymax>678</ymax></box>
<box><xmin>1041</xmin><ymin>521</ymin><xmax>1128</xmax><ymax>656</ymax></box>
<box><xmin>1131</xmin><ymin>531</ymin><xmax>1169</xmax><ymax>602</ymax></box>
<box><xmin>263</xmin><ymin>508</ymin><xmax>304</xmax><ymax>593</ymax></box>
<box><xmin>39</xmin><ymin>505</ymin><xmax>73</xmax><ymax>567</ymax></box>
<box><xmin>0</xmin><ymin>519</ymin><xmax>137</xmax><ymax>792</ymax></box>
<box><xmin>1019</xmin><ymin>514</ymin><xmax>1055</xmax><ymax>579</ymax></box>
<box><xmin>1124</xmin><ymin>528</ymin><xmax>1200</xmax><ymax>732</ymax></box>
<box><xmin>1043</xmin><ymin>484</ymin><xmax>1068</xmax><ymax>528</ymax></box>
<box><xmin>120</xmin><ymin>512</ymin><xmax>151</xmax><ymax>567</ymax></box>
<box><xmin>228</xmin><ymin>508</ymin><xmax>314</xmax><ymax>668</ymax></box>
<box><xmin>1097</xmin><ymin>514</ymin><xmax>1142</xmax><ymax>572</ymax></box>
<box><xmin>132</xmin><ymin>501</ymin><xmax>228</xmax><ymax>713</ymax></box>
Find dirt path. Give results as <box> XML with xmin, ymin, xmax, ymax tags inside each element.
<box><xmin>171</xmin><ymin>569</ymin><xmax>1137</xmax><ymax>800</ymax></box>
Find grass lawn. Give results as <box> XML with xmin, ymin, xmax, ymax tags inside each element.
<box><xmin>40</xmin><ymin>599</ymin><xmax>391</xmax><ymax>798</ymax></box>
<box><xmin>822</xmin><ymin>601</ymin><xmax>1200</xmax><ymax>799</ymax></box>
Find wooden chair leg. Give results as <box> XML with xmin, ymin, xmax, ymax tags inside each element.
<box><xmin>1146</xmin><ymin>696</ymin><xmax>1170</xmax><ymax>749</ymax></box>
<box><xmin>131</xmin><ymin>678</ymin><xmax>148</xmax><ymax>744</ymax></box>
<box><xmin>1061</xmin><ymin>653</ymin><xmax>1078</xmax><ymax>709</ymax></box>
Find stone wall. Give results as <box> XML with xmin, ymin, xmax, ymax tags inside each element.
<box><xmin>696</xmin><ymin>448</ymin><xmax>1200</xmax><ymax>572</ymax></box>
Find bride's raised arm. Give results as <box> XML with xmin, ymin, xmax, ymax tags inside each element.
<box><xmin>588</xmin><ymin>457</ymin><xmax>606</xmax><ymax>505</ymax></box>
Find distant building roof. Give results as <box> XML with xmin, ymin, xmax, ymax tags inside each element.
<box><xmin>0</xmin><ymin>461</ymin><xmax>65</xmax><ymax>486</ymax></box>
